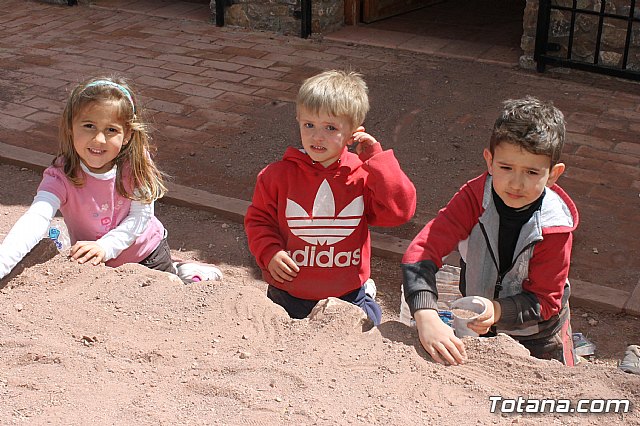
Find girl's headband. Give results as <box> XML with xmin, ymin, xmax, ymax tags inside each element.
<box><xmin>84</xmin><ymin>80</ymin><xmax>135</xmax><ymax>112</ymax></box>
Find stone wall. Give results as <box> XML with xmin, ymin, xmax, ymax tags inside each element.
<box><xmin>210</xmin><ymin>0</ymin><xmax>344</xmax><ymax>36</ymax></box>
<box><xmin>521</xmin><ymin>0</ymin><xmax>640</xmax><ymax>71</ymax></box>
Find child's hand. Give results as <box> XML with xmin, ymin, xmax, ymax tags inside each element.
<box><xmin>414</xmin><ymin>309</ymin><xmax>467</xmax><ymax>365</ymax></box>
<box><xmin>349</xmin><ymin>126</ymin><xmax>380</xmax><ymax>155</ymax></box>
<box><xmin>267</xmin><ymin>250</ymin><xmax>299</xmax><ymax>283</ymax></box>
<box><xmin>70</xmin><ymin>241</ymin><xmax>106</xmax><ymax>266</ymax></box>
<box><xmin>467</xmin><ymin>297</ymin><xmax>501</xmax><ymax>335</ymax></box>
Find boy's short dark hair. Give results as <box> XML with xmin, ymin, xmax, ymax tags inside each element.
<box><xmin>489</xmin><ymin>96</ymin><xmax>565</xmax><ymax>167</ymax></box>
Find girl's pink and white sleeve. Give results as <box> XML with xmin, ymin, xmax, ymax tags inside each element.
<box><xmin>0</xmin><ymin>191</ymin><xmax>59</xmax><ymax>279</ymax></box>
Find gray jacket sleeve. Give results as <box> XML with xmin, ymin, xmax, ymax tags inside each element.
<box><xmin>401</xmin><ymin>259</ymin><xmax>439</xmax><ymax>314</ymax></box>
<box><xmin>495</xmin><ymin>292</ymin><xmax>541</xmax><ymax>327</ymax></box>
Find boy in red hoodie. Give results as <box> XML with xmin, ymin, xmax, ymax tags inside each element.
<box><xmin>245</xmin><ymin>70</ymin><xmax>416</xmax><ymax>325</ymax></box>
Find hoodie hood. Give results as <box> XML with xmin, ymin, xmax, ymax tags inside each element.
<box><xmin>282</xmin><ymin>146</ymin><xmax>362</xmax><ymax>174</ymax></box>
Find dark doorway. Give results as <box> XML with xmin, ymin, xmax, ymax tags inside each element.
<box><xmin>364</xmin><ymin>0</ymin><xmax>526</xmax><ymax>49</ymax></box>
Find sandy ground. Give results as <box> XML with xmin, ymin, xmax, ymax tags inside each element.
<box><xmin>1</xmin><ymin>163</ymin><xmax>640</xmax><ymax>425</ymax></box>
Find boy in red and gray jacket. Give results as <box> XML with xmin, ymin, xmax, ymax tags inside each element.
<box><xmin>403</xmin><ymin>97</ymin><xmax>578</xmax><ymax>365</ymax></box>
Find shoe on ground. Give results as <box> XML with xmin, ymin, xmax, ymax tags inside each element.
<box><xmin>363</xmin><ymin>278</ymin><xmax>376</xmax><ymax>299</ymax></box>
<box><xmin>618</xmin><ymin>344</ymin><xmax>640</xmax><ymax>375</ymax></box>
<box><xmin>173</xmin><ymin>262</ymin><xmax>223</xmax><ymax>283</ymax></box>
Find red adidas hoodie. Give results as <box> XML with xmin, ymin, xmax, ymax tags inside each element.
<box><xmin>245</xmin><ymin>145</ymin><xmax>416</xmax><ymax>300</ymax></box>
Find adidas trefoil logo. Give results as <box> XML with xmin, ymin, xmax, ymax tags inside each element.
<box><xmin>286</xmin><ymin>179</ymin><xmax>364</xmax><ymax>245</ymax></box>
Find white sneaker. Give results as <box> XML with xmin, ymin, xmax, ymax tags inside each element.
<box><xmin>173</xmin><ymin>262</ymin><xmax>223</xmax><ymax>283</ymax></box>
<box><xmin>363</xmin><ymin>278</ymin><xmax>376</xmax><ymax>299</ymax></box>
<box><xmin>619</xmin><ymin>344</ymin><xmax>640</xmax><ymax>375</ymax></box>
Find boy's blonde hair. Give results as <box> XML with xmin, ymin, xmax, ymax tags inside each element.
<box><xmin>296</xmin><ymin>70</ymin><xmax>369</xmax><ymax>129</ymax></box>
<box><xmin>57</xmin><ymin>76</ymin><xmax>167</xmax><ymax>203</ymax></box>
<box><xmin>490</xmin><ymin>96</ymin><xmax>565</xmax><ymax>167</ymax></box>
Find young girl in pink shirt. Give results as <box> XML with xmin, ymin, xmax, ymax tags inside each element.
<box><xmin>0</xmin><ymin>76</ymin><xmax>222</xmax><ymax>282</ymax></box>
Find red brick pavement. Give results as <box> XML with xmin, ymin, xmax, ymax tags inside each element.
<box><xmin>1</xmin><ymin>0</ymin><xmax>639</xmax><ymax>310</ymax></box>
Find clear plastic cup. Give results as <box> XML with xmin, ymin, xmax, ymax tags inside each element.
<box><xmin>451</xmin><ymin>296</ymin><xmax>487</xmax><ymax>337</ymax></box>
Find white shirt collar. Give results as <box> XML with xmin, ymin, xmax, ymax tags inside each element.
<box><xmin>80</xmin><ymin>162</ymin><xmax>117</xmax><ymax>180</ymax></box>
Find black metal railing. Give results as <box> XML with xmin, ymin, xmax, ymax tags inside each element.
<box><xmin>301</xmin><ymin>0</ymin><xmax>312</xmax><ymax>38</ymax></box>
<box><xmin>534</xmin><ymin>0</ymin><xmax>640</xmax><ymax>80</ymax></box>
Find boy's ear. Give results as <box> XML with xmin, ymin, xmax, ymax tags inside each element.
<box><xmin>546</xmin><ymin>162</ymin><xmax>565</xmax><ymax>187</ymax></box>
<box><xmin>483</xmin><ymin>148</ymin><xmax>494</xmax><ymax>174</ymax></box>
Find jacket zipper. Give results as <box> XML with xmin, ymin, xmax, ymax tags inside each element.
<box><xmin>479</xmin><ymin>222</ymin><xmax>537</xmax><ymax>299</ymax></box>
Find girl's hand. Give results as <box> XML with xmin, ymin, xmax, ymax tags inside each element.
<box><xmin>70</xmin><ymin>241</ymin><xmax>106</xmax><ymax>266</ymax></box>
<box><xmin>349</xmin><ymin>126</ymin><xmax>380</xmax><ymax>155</ymax></box>
<box><xmin>267</xmin><ymin>250</ymin><xmax>299</xmax><ymax>283</ymax></box>
<box><xmin>414</xmin><ymin>309</ymin><xmax>467</xmax><ymax>365</ymax></box>
<box><xmin>467</xmin><ymin>297</ymin><xmax>500</xmax><ymax>335</ymax></box>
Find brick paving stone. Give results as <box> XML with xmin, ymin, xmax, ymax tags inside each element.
<box><xmin>575</xmin><ymin>145</ymin><xmax>639</xmax><ymax>166</ymax></box>
<box><xmin>153</xmin><ymin>111</ymin><xmax>209</xmax><ymax>130</ymax></box>
<box><xmin>200</xmin><ymin>69</ymin><xmax>249</xmax><ymax>83</ymax></box>
<box><xmin>236</xmin><ymin>66</ymin><xmax>284</xmax><ymax>80</ymax></box>
<box><xmin>594</xmin><ymin>118</ymin><xmax>630</xmax><ymax>132</ymax></box>
<box><xmin>253</xmin><ymin>88</ymin><xmax>298</xmax><ymax>103</ymax></box>
<box><xmin>559</xmin><ymin>154</ymin><xmax>603</xmax><ymax>171</ymax></box>
<box><xmin>244</xmin><ymin>77</ymin><xmax>294</xmax><ymax>91</ymax></box>
<box><xmin>229</xmin><ymin>56</ymin><xmax>277</xmax><ymax>69</ymax></box>
<box><xmin>135</xmin><ymin>75</ymin><xmax>183</xmax><ymax>91</ymax></box>
<box><xmin>0</xmin><ymin>102</ymin><xmax>39</xmax><ymax>119</ymax></box>
<box><xmin>160</xmin><ymin>62</ymin><xmax>207</xmax><ymax>75</ymax></box>
<box><xmin>24</xmin><ymin>111</ymin><xmax>59</xmax><ymax>126</ymax></box>
<box><xmin>158</xmin><ymin>125</ymin><xmax>212</xmax><ymax>144</ymax></box>
<box><xmin>21</xmin><ymin>98</ymin><xmax>64</xmax><ymax>114</ymax></box>
<box><xmin>261</xmin><ymin>53</ymin><xmax>311</xmax><ymax>66</ymax></box>
<box><xmin>209</xmin><ymin>81</ymin><xmax>259</xmax><ymax>95</ymax></box>
<box><xmin>566</xmin><ymin>112</ymin><xmax>598</xmax><ymax>132</ymax></box>
<box><xmin>590</xmin><ymin>127</ymin><xmax>636</xmax><ymax>142</ymax></box>
<box><xmin>253</xmin><ymin>44</ymin><xmax>297</xmax><ymax>55</ymax></box>
<box><xmin>126</xmin><ymin>65</ymin><xmax>175</xmax><ymax>79</ymax></box>
<box><xmin>589</xmin><ymin>185</ymin><xmax>636</xmax><ymax>204</ymax></box>
<box><xmin>167</xmin><ymin>73</ymin><xmax>216</xmax><ymax>87</ymax></box>
<box><xmin>155</xmin><ymin>54</ymin><xmax>203</xmax><ymax>66</ymax></box>
<box><xmin>146</xmin><ymin>99</ymin><xmax>193</xmax><ymax>115</ymax></box>
<box><xmin>604</xmin><ymin>108</ymin><xmax>640</xmax><ymax>121</ymax></box>
<box><xmin>20</xmin><ymin>76</ymin><xmax>69</xmax><ymax>90</ymax></box>
<box><xmin>174</xmin><ymin>84</ymin><xmax>223</xmax><ymax>99</ymax></box>
<box><xmin>563</xmin><ymin>167</ymin><xmax>605</xmax><ymax>185</ymax></box>
<box><xmin>292</xmin><ymin>49</ymin><xmax>341</xmax><ymax>61</ymax></box>
<box><xmin>145</xmin><ymin>39</ymin><xmax>193</xmax><ymax>55</ymax></box>
<box><xmin>217</xmin><ymin>92</ymin><xmax>270</xmax><ymax>107</ymax></box>
<box><xmin>610</xmin><ymin>162</ymin><xmax>640</xmax><ymax>179</ymax></box>
<box><xmin>596</xmin><ymin>165</ymin><xmax>638</xmax><ymax>189</ymax></box>
<box><xmin>220</xmin><ymin>46</ymin><xmax>271</xmax><ymax>59</ymax></box>
<box><xmin>199</xmin><ymin>60</ymin><xmax>244</xmax><ymax>72</ymax></box>
<box><xmin>225</xmin><ymin>103</ymin><xmax>259</xmax><ymax>115</ymax></box>
<box><xmin>212</xmin><ymin>38</ymin><xmax>257</xmax><ymax>50</ymax></box>
<box><xmin>614</xmin><ymin>142</ymin><xmax>640</xmax><ymax>157</ymax></box>
<box><xmin>193</xmin><ymin>110</ymin><xmax>244</xmax><ymax>129</ymax></box>
<box><xmin>184</xmin><ymin>41</ymin><xmax>226</xmax><ymax>53</ymax></box>
<box><xmin>180</xmin><ymin>96</ymin><xmax>234</xmax><ymax>110</ymax></box>
<box><xmin>0</xmin><ymin>115</ymin><xmax>35</xmax><ymax>132</ymax></box>
<box><xmin>85</xmin><ymin>58</ymin><xmax>136</xmax><ymax>73</ymax></box>
<box><xmin>569</xmin><ymin>132</ymin><xmax>616</xmax><ymax>151</ymax></box>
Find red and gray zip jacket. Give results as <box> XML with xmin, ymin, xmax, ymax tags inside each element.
<box><xmin>402</xmin><ymin>172</ymin><xmax>579</xmax><ymax>338</ymax></box>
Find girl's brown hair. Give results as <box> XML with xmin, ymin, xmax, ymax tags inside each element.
<box><xmin>56</xmin><ymin>76</ymin><xmax>167</xmax><ymax>203</ymax></box>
